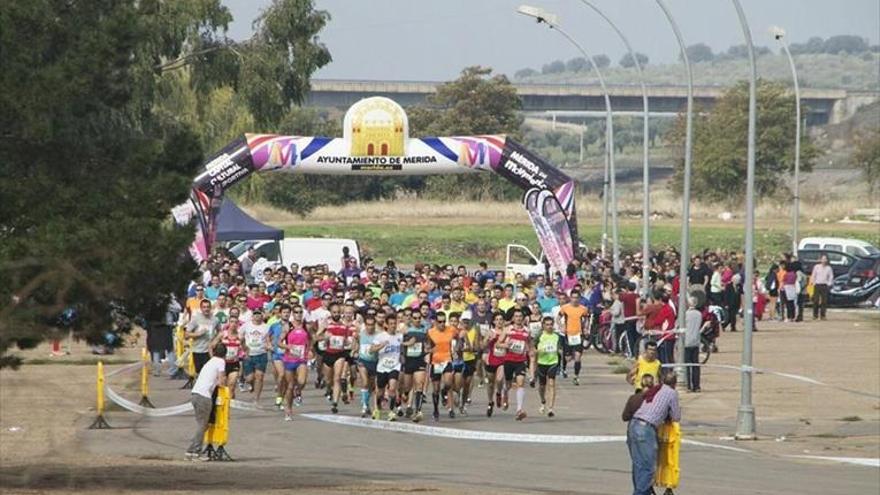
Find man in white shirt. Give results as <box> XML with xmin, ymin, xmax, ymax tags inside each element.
<box><xmin>810</xmin><ymin>255</ymin><xmax>834</xmax><ymax>320</ymax></box>
<box><xmin>187</xmin><ymin>342</ymin><xmax>226</xmax><ymax>460</ymax></box>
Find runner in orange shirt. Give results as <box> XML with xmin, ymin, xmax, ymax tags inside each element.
<box><xmin>557</xmin><ymin>291</ymin><xmax>589</xmax><ymax>386</ymax></box>
<box><xmin>427</xmin><ymin>313</ymin><xmax>455</xmax><ymax>422</ymax></box>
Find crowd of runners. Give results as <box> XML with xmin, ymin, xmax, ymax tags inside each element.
<box><xmin>162</xmin><ymin>243</ymin><xmax>793</xmax><ymax>425</ymax></box>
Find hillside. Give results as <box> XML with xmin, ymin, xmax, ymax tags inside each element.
<box><xmin>515</xmin><ymin>53</ymin><xmax>880</xmax><ymax>91</ymax></box>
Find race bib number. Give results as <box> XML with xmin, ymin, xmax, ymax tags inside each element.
<box><xmin>432</xmin><ymin>362</ymin><xmax>449</xmax><ymax>374</ymax></box>
<box><xmin>406</xmin><ymin>342</ymin><xmax>423</xmax><ymax>357</ymax></box>
<box><xmin>529</xmin><ymin>323</ymin><xmax>542</xmax><ymax>339</ymax></box>
<box><xmin>329</xmin><ymin>335</ymin><xmax>345</xmax><ymax>351</ymax></box>
<box><xmin>509</xmin><ymin>340</ymin><xmax>526</xmax><ymax>355</ymax></box>
<box><xmin>289</xmin><ymin>345</ymin><xmax>305</xmax><ymax>360</ymax></box>
<box><xmin>317</xmin><ymin>340</ymin><xmax>327</xmax><ymax>351</ymax></box>
<box><xmin>541</xmin><ymin>341</ymin><xmax>558</xmax><ymax>355</ymax></box>
<box><xmin>492</xmin><ymin>346</ymin><xmax>507</xmax><ymax>358</ymax></box>
<box><xmin>246</xmin><ymin>333</ymin><xmax>263</xmax><ymax>349</ymax></box>
<box><xmin>380</xmin><ymin>356</ymin><xmax>398</xmax><ymax>369</ymax></box>
<box><xmin>225</xmin><ymin>346</ymin><xmax>238</xmax><ymax>360</ymax></box>
<box><xmin>567</xmin><ymin>334</ymin><xmax>582</xmax><ymax>346</ymax></box>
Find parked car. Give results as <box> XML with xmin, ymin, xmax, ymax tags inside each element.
<box><xmin>230</xmin><ymin>238</ymin><xmax>359</xmax><ymax>273</ymax></box>
<box><xmin>798</xmin><ymin>237</ymin><xmax>879</xmax><ymax>258</ymax></box>
<box><xmin>831</xmin><ymin>254</ymin><xmax>880</xmax><ymax>306</ymax></box>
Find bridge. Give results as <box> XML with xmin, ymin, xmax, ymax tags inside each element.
<box><xmin>305</xmin><ymin>79</ymin><xmax>878</xmax><ymax>126</ymax></box>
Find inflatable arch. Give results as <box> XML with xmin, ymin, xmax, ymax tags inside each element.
<box><xmin>175</xmin><ymin>97</ymin><xmax>579</xmax><ymax>275</ymax></box>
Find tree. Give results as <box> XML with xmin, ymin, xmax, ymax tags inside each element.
<box><xmin>514</xmin><ymin>67</ymin><xmax>538</xmax><ymax>79</ymax></box>
<box><xmin>682</xmin><ymin>43</ymin><xmax>714</xmax><ymax>63</ymax></box>
<box><xmin>592</xmin><ymin>54</ymin><xmax>611</xmax><ymax>69</ymax></box>
<box><xmin>407</xmin><ymin>67</ymin><xmax>524</xmax><ymax>200</ymax></box>
<box><xmin>0</xmin><ymin>0</ymin><xmax>331</xmax><ymax>368</ymax></box>
<box><xmin>667</xmin><ymin>80</ymin><xmax>820</xmax><ymax>204</ymax></box>
<box><xmin>723</xmin><ymin>44</ymin><xmax>771</xmax><ymax>60</ymax></box>
<box><xmin>542</xmin><ymin>60</ymin><xmax>566</xmax><ymax>74</ymax></box>
<box><xmin>852</xmin><ymin>129</ymin><xmax>880</xmax><ymax>194</ymax></box>
<box><xmin>619</xmin><ymin>52</ymin><xmax>649</xmax><ymax>68</ymax></box>
<box><xmin>566</xmin><ymin>57</ymin><xmax>592</xmax><ymax>72</ymax></box>
<box><xmin>823</xmin><ymin>35</ymin><xmax>869</xmax><ymax>54</ymax></box>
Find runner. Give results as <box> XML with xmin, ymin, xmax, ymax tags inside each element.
<box><xmin>306</xmin><ymin>292</ymin><xmax>332</xmax><ymax>389</ymax></box>
<box><xmin>426</xmin><ymin>312</ymin><xmax>455</xmax><ymax>421</ymax></box>
<box><xmin>458</xmin><ymin>310</ymin><xmax>480</xmax><ymax>416</ymax></box>
<box><xmin>210</xmin><ymin>314</ymin><xmax>242</xmax><ymax>399</ymax></box>
<box><xmin>268</xmin><ymin>304</ymin><xmax>291</xmax><ymax>409</ymax></box>
<box><xmin>279</xmin><ymin>307</ymin><xmax>310</xmax><ymax>421</ymax></box>
<box><xmin>356</xmin><ymin>315</ymin><xmax>379</xmax><ymax>418</ymax></box>
<box><xmin>402</xmin><ymin>311</ymin><xmax>428</xmax><ymax>422</ymax></box>
<box><xmin>316</xmin><ymin>303</ymin><xmax>351</xmax><ymax>414</ymax></box>
<box><xmin>240</xmin><ymin>308</ymin><xmax>271</xmax><ymax>403</ymax></box>
<box><xmin>372</xmin><ymin>314</ymin><xmax>403</xmax><ymax>421</ymax></box>
<box><xmin>535</xmin><ymin>316</ymin><xmax>563</xmax><ymax>417</ymax></box>
<box><xmin>498</xmin><ymin>308</ymin><xmax>534</xmax><ymax>421</ymax></box>
<box><xmin>484</xmin><ymin>312</ymin><xmax>508</xmax><ymax>417</ymax></box>
<box><xmin>558</xmin><ymin>291</ymin><xmax>589</xmax><ymax>386</ymax></box>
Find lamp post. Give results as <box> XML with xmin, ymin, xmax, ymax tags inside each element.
<box><xmin>576</xmin><ymin>0</ymin><xmax>651</xmax><ymax>286</ymax></box>
<box><xmin>654</xmin><ymin>0</ymin><xmax>692</xmax><ymax>384</ymax></box>
<box><xmin>772</xmin><ymin>26</ymin><xmax>802</xmax><ymax>254</ymax></box>
<box><xmin>517</xmin><ymin>5</ymin><xmax>619</xmax><ymax>273</ymax></box>
<box><xmin>732</xmin><ymin>0</ymin><xmax>758</xmax><ymax>440</ymax></box>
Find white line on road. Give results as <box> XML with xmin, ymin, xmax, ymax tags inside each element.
<box><xmin>786</xmin><ymin>455</ymin><xmax>880</xmax><ymax>468</ymax></box>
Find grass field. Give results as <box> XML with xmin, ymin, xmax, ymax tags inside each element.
<box><xmin>281</xmin><ymin>220</ymin><xmax>879</xmax><ymax>267</ymax></box>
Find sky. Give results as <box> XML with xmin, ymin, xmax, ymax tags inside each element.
<box><xmin>223</xmin><ymin>0</ymin><xmax>880</xmax><ymax>81</ymax></box>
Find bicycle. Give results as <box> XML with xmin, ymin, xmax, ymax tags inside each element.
<box><xmin>583</xmin><ymin>307</ymin><xmax>613</xmax><ymax>354</ymax></box>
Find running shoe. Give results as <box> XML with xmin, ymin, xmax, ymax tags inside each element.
<box><xmin>387</xmin><ymin>411</ymin><xmax>397</xmax><ymax>422</ymax></box>
<box><xmin>515</xmin><ymin>410</ymin><xmax>527</xmax><ymax>421</ymax></box>
<box><xmin>529</xmin><ymin>378</ymin><xmax>536</xmax><ymax>388</ymax></box>
<box><xmin>561</xmin><ymin>369</ymin><xmax>568</xmax><ymax>379</ymax></box>
<box><xmin>502</xmin><ymin>401</ymin><xmax>509</xmax><ymax>411</ymax></box>
<box><xmin>573</xmin><ymin>377</ymin><xmax>580</xmax><ymax>386</ymax></box>
<box><xmin>448</xmin><ymin>409</ymin><xmax>455</xmax><ymax>419</ymax></box>
<box><xmin>405</xmin><ymin>406</ymin><xmax>414</xmax><ymax>418</ymax></box>
<box><xmin>372</xmin><ymin>409</ymin><xmax>381</xmax><ymax>420</ymax></box>
<box><xmin>275</xmin><ymin>396</ymin><xmax>283</xmax><ymax>407</ymax></box>
<box><xmin>539</xmin><ymin>404</ymin><xmax>546</xmax><ymax>414</ymax></box>
<box><xmin>547</xmin><ymin>409</ymin><xmax>555</xmax><ymax>418</ymax></box>
<box><xmin>396</xmin><ymin>406</ymin><xmax>404</xmax><ymax>417</ymax></box>
<box><xmin>331</xmin><ymin>403</ymin><xmax>338</xmax><ymax>414</ymax></box>
<box><xmin>284</xmin><ymin>414</ymin><xmax>293</xmax><ymax>422</ymax></box>
<box><xmin>432</xmin><ymin>411</ymin><xmax>440</xmax><ymax>422</ymax></box>
<box><xmin>486</xmin><ymin>403</ymin><xmax>494</xmax><ymax>417</ymax></box>
<box><xmin>495</xmin><ymin>393</ymin><xmax>502</xmax><ymax>408</ymax></box>
<box><xmin>459</xmin><ymin>406</ymin><xmax>468</xmax><ymax>417</ymax></box>
<box><xmin>412</xmin><ymin>411</ymin><xmax>423</xmax><ymax>423</ymax></box>
<box><xmin>294</xmin><ymin>396</ymin><xmax>303</xmax><ymax>407</ymax></box>
<box><xmin>361</xmin><ymin>407</ymin><xmax>369</xmax><ymax>418</ymax></box>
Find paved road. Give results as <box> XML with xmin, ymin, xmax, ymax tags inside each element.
<box><xmin>81</xmin><ymin>359</ymin><xmax>879</xmax><ymax>495</ymax></box>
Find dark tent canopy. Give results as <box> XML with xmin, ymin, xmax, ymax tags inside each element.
<box><xmin>215</xmin><ymin>199</ymin><xmax>283</xmax><ymax>242</ymax></box>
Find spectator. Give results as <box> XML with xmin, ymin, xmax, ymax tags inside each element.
<box><xmin>628</xmin><ymin>371</ymin><xmax>681</xmax><ymax>495</ymax></box>
<box><xmin>186</xmin><ymin>342</ymin><xmax>226</xmax><ymax>460</ymax></box>
<box><xmin>810</xmin><ymin>254</ymin><xmax>833</xmax><ymax>320</ymax></box>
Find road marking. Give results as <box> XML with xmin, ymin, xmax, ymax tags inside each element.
<box><xmin>787</xmin><ymin>455</ymin><xmax>880</xmax><ymax>468</ymax></box>
<box><xmin>303</xmin><ymin>413</ymin><xmax>747</xmax><ymax>452</ymax></box>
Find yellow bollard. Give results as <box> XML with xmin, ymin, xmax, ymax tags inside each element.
<box><xmin>175</xmin><ymin>326</ymin><xmax>185</xmax><ymax>362</ymax></box>
<box><xmin>138</xmin><ymin>348</ymin><xmax>154</xmax><ymax>408</ymax></box>
<box><xmin>88</xmin><ymin>361</ymin><xmax>111</xmax><ymax>429</ymax></box>
<box><xmin>202</xmin><ymin>386</ymin><xmax>232</xmax><ymax>461</ymax></box>
<box><xmin>654</xmin><ymin>421</ymin><xmax>681</xmax><ymax>489</ymax></box>
<box><xmin>181</xmin><ymin>338</ymin><xmax>196</xmax><ymax>389</ymax></box>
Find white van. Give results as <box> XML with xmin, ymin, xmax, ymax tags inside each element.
<box><xmin>797</xmin><ymin>237</ymin><xmax>879</xmax><ymax>258</ymax></box>
<box><xmin>230</xmin><ymin>238</ymin><xmax>359</xmax><ymax>272</ymax></box>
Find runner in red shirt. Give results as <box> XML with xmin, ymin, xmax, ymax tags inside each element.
<box><xmin>484</xmin><ymin>312</ymin><xmax>508</xmax><ymax>417</ymax></box>
<box><xmin>498</xmin><ymin>308</ymin><xmax>534</xmax><ymax>421</ymax></box>
<box><xmin>316</xmin><ymin>303</ymin><xmax>351</xmax><ymax>414</ymax></box>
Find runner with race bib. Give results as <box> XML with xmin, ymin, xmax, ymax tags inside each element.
<box><xmin>499</xmin><ymin>308</ymin><xmax>534</xmax><ymax>421</ymax></box>
<box><xmin>372</xmin><ymin>314</ymin><xmax>403</xmax><ymax>421</ymax></box>
<box><xmin>558</xmin><ymin>291</ymin><xmax>589</xmax><ymax>386</ymax></box>
<box><xmin>535</xmin><ymin>316</ymin><xmax>563</xmax><ymax>417</ymax></box>
<box><xmin>280</xmin><ymin>308</ymin><xmax>310</xmax><ymax>421</ymax></box>
<box><xmin>426</xmin><ymin>313</ymin><xmax>454</xmax><ymax>422</ymax></box>
<box><xmin>317</xmin><ymin>303</ymin><xmax>351</xmax><ymax>414</ymax></box>
<box><xmin>402</xmin><ymin>311</ymin><xmax>428</xmax><ymax>422</ymax></box>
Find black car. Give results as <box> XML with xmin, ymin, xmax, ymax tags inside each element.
<box><xmin>831</xmin><ymin>254</ymin><xmax>880</xmax><ymax>306</ymax></box>
<box><xmin>797</xmin><ymin>249</ymin><xmax>859</xmax><ymax>279</ymax></box>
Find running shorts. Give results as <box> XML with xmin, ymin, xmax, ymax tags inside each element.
<box><xmin>284</xmin><ymin>361</ymin><xmax>305</xmax><ymax>372</ymax></box>
<box><xmin>358</xmin><ymin>359</ymin><xmax>378</xmax><ymax>376</ymax></box>
<box><xmin>462</xmin><ymin>359</ymin><xmax>477</xmax><ymax>378</ymax></box>
<box><xmin>225</xmin><ymin>361</ymin><xmax>241</xmax><ymax>374</ymax></box>
<box><xmin>404</xmin><ymin>357</ymin><xmax>427</xmax><ymax>374</ymax></box>
<box><xmin>430</xmin><ymin>361</ymin><xmax>453</xmax><ymax>380</ymax></box>
<box><xmin>376</xmin><ymin>370</ymin><xmax>400</xmax><ymax>389</ymax></box>
<box><xmin>243</xmin><ymin>353</ymin><xmax>268</xmax><ymax>375</ymax></box>
<box><xmin>322</xmin><ymin>352</ymin><xmax>345</xmax><ymax>368</ymax></box>
<box><xmin>503</xmin><ymin>361</ymin><xmax>528</xmax><ymax>382</ymax></box>
<box><xmin>536</xmin><ymin>363</ymin><xmax>559</xmax><ymax>384</ymax></box>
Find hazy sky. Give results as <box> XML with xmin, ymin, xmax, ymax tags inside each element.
<box><xmin>224</xmin><ymin>0</ymin><xmax>880</xmax><ymax>81</ymax></box>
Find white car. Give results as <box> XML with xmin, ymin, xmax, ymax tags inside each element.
<box><xmin>797</xmin><ymin>237</ymin><xmax>878</xmax><ymax>258</ymax></box>
<box><xmin>229</xmin><ymin>238</ymin><xmax>360</xmax><ymax>273</ymax></box>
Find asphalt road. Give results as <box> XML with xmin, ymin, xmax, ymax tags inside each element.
<box><xmin>77</xmin><ymin>357</ymin><xmax>880</xmax><ymax>495</ymax></box>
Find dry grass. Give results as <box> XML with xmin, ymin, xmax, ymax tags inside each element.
<box><xmin>242</xmin><ymin>184</ymin><xmax>878</xmax><ymax>227</ymax></box>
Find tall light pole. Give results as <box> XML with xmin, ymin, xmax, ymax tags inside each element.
<box><xmin>655</xmin><ymin>0</ymin><xmax>692</xmax><ymax>384</ymax></box>
<box><xmin>517</xmin><ymin>5</ymin><xmax>619</xmax><ymax>272</ymax></box>
<box><xmin>576</xmin><ymin>0</ymin><xmax>651</xmax><ymax>286</ymax></box>
<box><xmin>772</xmin><ymin>26</ymin><xmax>802</xmax><ymax>254</ymax></box>
<box><xmin>733</xmin><ymin>0</ymin><xmax>758</xmax><ymax>440</ymax></box>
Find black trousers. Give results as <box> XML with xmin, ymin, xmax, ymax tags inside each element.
<box><xmin>684</xmin><ymin>346</ymin><xmax>701</xmax><ymax>391</ymax></box>
<box><xmin>812</xmin><ymin>284</ymin><xmax>829</xmax><ymax>318</ymax></box>
<box><xmin>624</xmin><ymin>320</ymin><xmax>639</xmax><ymax>357</ymax></box>
<box><xmin>193</xmin><ymin>352</ymin><xmax>210</xmax><ymax>373</ymax></box>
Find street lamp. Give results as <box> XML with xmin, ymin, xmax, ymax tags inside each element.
<box><xmin>654</xmin><ymin>0</ymin><xmax>693</xmax><ymax>384</ymax></box>
<box><xmin>576</xmin><ymin>0</ymin><xmax>652</xmax><ymax>289</ymax></box>
<box><xmin>517</xmin><ymin>5</ymin><xmax>620</xmax><ymax>273</ymax></box>
<box><xmin>771</xmin><ymin>25</ymin><xmax>802</xmax><ymax>254</ymax></box>
<box><xmin>733</xmin><ymin>0</ymin><xmax>758</xmax><ymax>440</ymax></box>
